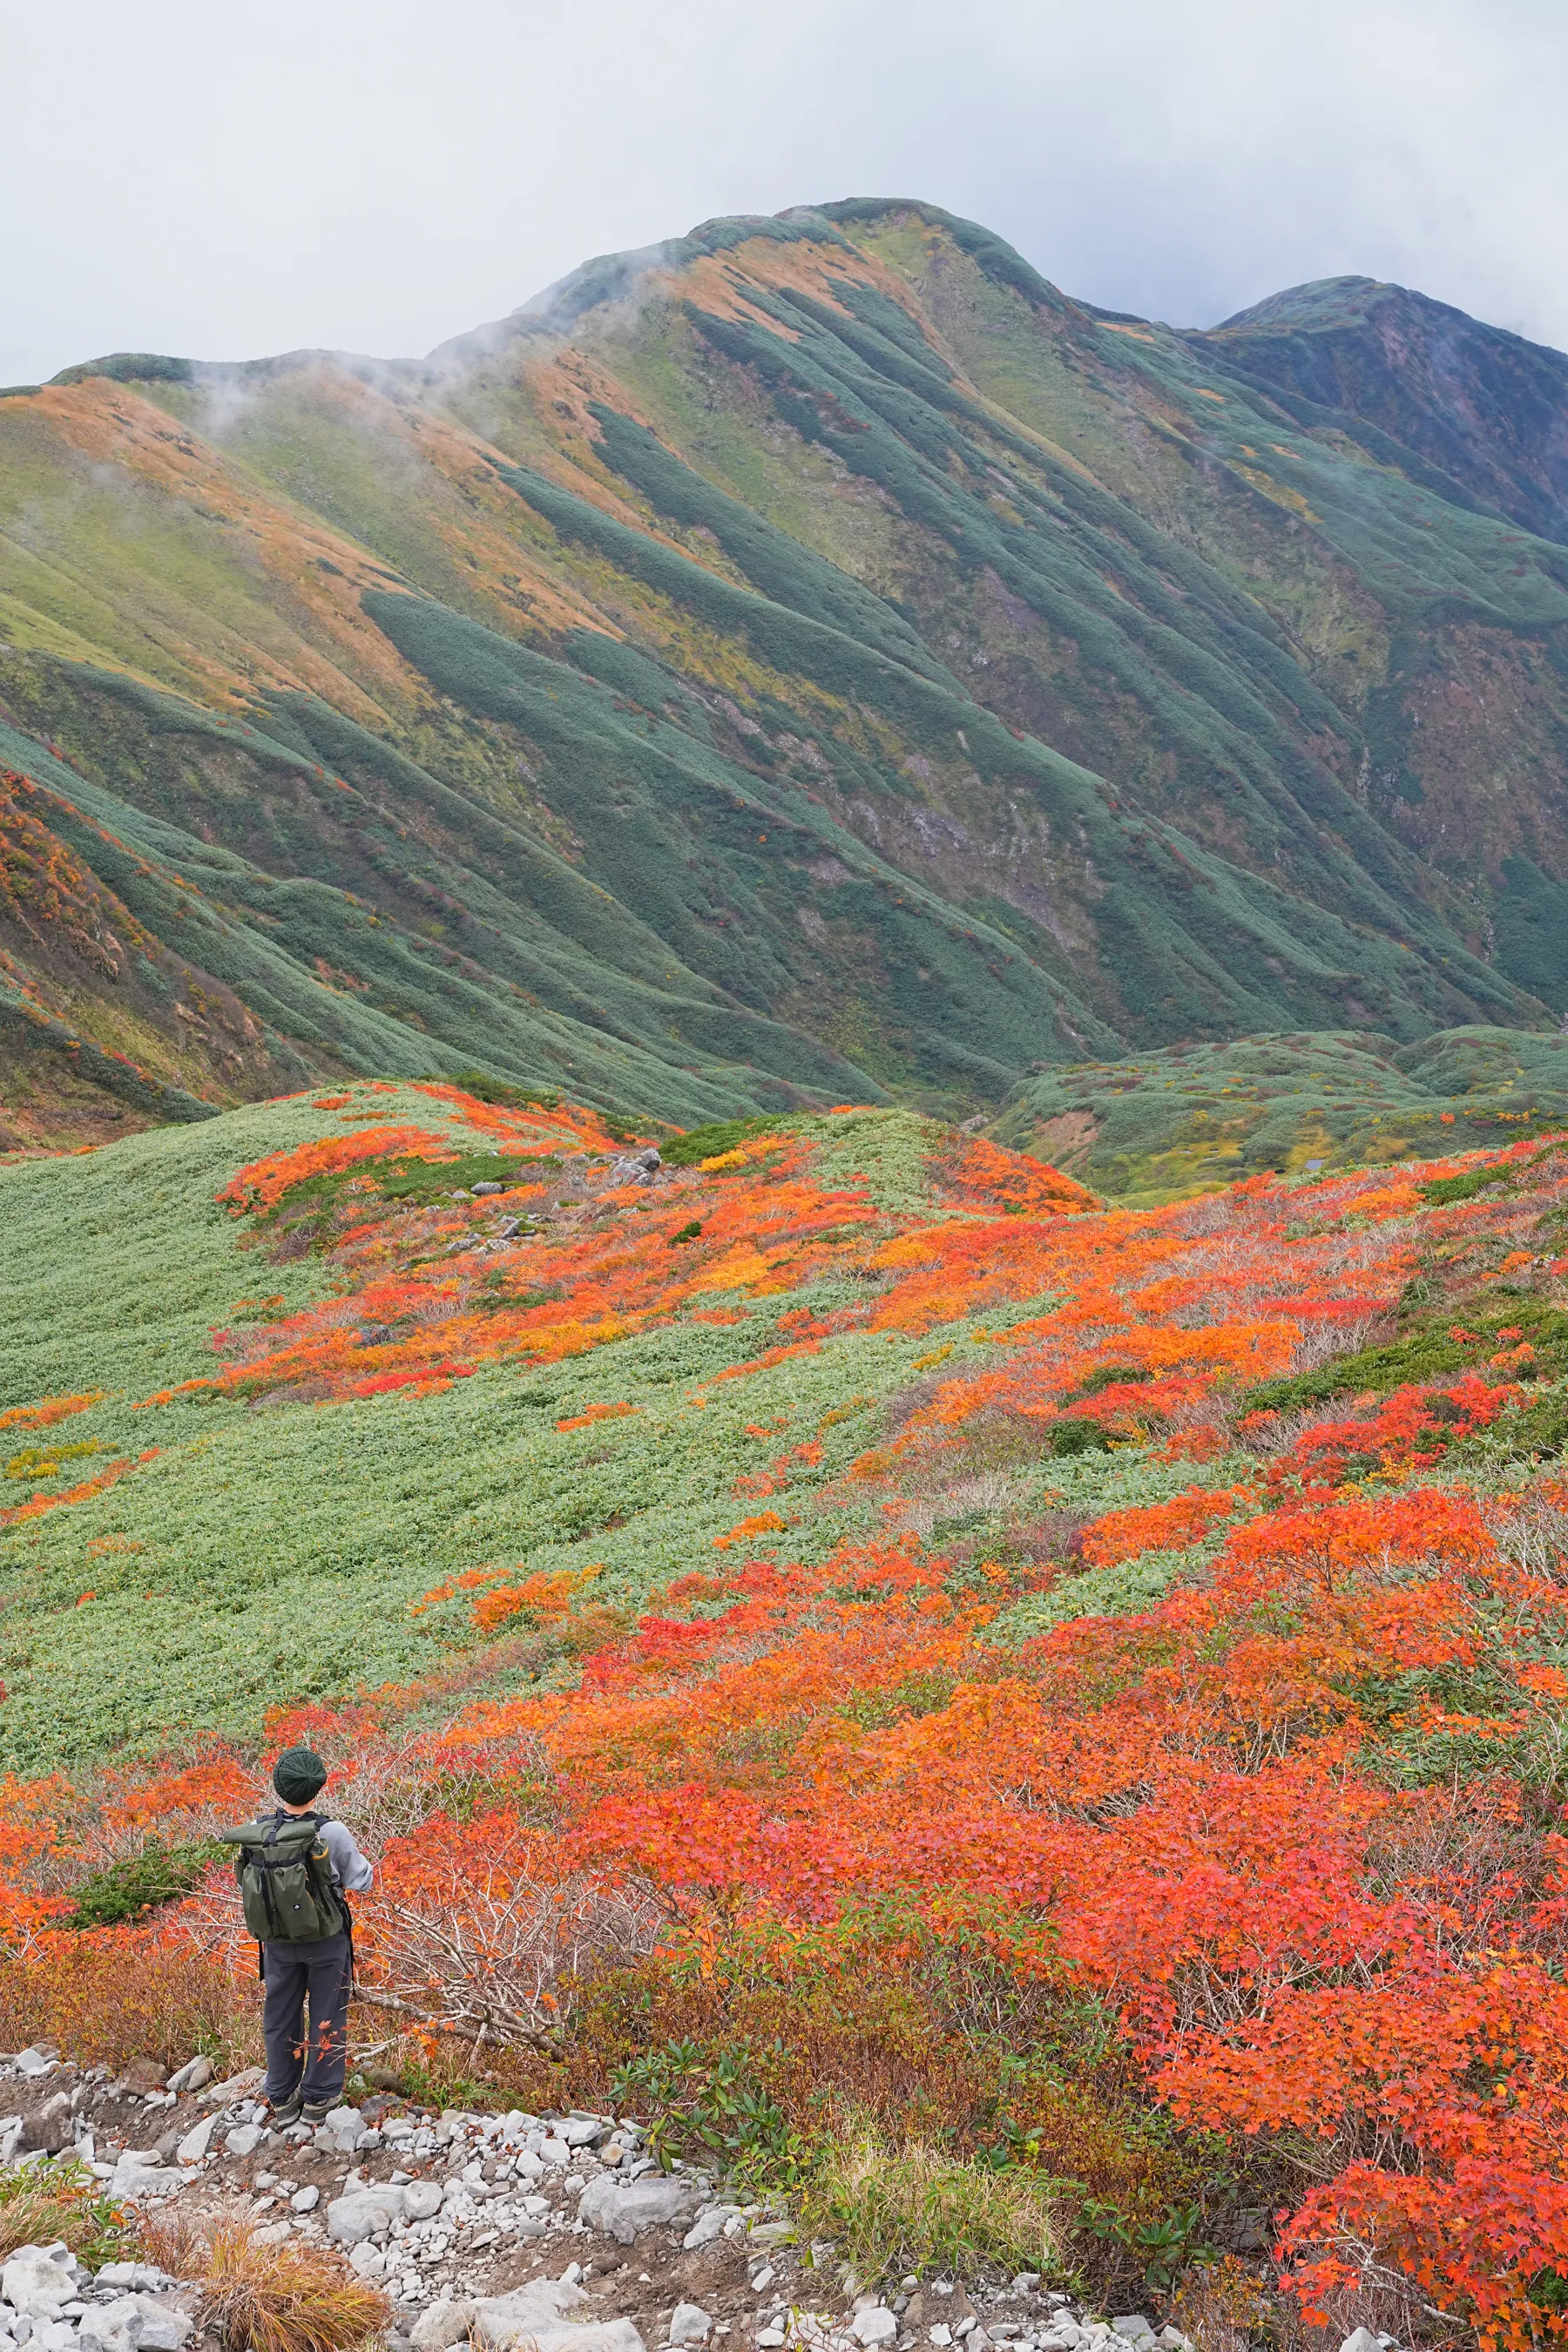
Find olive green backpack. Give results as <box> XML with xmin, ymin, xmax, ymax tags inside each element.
<box><xmin>220</xmin><ymin>1811</ymin><xmax>347</xmax><ymax>1945</ymax></box>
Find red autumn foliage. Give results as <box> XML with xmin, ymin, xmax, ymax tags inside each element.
<box><xmin>12</xmin><ymin>1095</ymin><xmax>1568</xmax><ymax>2342</ymax></box>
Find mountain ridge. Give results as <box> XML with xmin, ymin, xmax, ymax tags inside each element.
<box><xmin>3</xmin><ymin>198</ymin><xmax>1567</xmax><ymax>1154</ymax></box>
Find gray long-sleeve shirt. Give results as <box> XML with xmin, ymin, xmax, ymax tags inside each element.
<box><xmin>314</xmin><ymin>1817</ymin><xmax>374</xmax><ymax>1895</ymax></box>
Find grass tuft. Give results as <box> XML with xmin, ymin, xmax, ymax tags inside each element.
<box><xmin>0</xmin><ymin>2159</ymin><xmax>139</xmax><ymax>2267</ymax></box>
<box><xmin>796</xmin><ymin>2120</ymin><xmax>1068</xmax><ymax>2286</ymax></box>
<box><xmin>174</xmin><ymin>2222</ymin><xmax>389</xmax><ymax>2352</ymax></box>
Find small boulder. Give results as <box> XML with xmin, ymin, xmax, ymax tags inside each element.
<box><xmin>669</xmin><ymin>2306</ymin><xmax>712</xmax><ymax>2347</ymax></box>
<box><xmin>682</xmin><ymin>2210</ymin><xmax>727</xmax><ymax>2252</ymax></box>
<box><xmin>3</xmin><ymin>2246</ymin><xmax>82</xmax><ymax>2320</ymax></box>
<box><xmin>174</xmin><ymin>2116</ymin><xmax>214</xmax><ymax>2165</ymax></box>
<box><xmin>21</xmin><ymin>2099</ymin><xmax>73</xmax><ymax>2158</ymax></box>
<box><xmin>578</xmin><ymin>2173</ymin><xmax>700</xmax><ymax>2245</ymax></box>
<box><xmin>164</xmin><ymin>2058</ymin><xmax>212</xmax><ymax>2096</ymax></box>
<box><xmin>224</xmin><ymin>2124</ymin><xmax>265</xmax><ymax>2158</ymax></box>
<box><xmin>100</xmin><ymin>2295</ymin><xmax>193</xmax><ymax>2352</ymax></box>
<box><xmin>410</xmin><ymin>2302</ymin><xmax>478</xmax><ymax>2352</ymax></box>
<box><xmin>198</xmin><ymin>2066</ymin><xmax>264</xmax><ymax>2106</ymax></box>
<box><xmin>289</xmin><ymin>2185</ymin><xmax>320</xmax><ymax>2213</ymax></box>
<box><xmin>13</xmin><ymin>2049</ymin><xmax>59</xmax><ymax>2079</ymax></box>
<box><xmin>348</xmin><ymin>2246</ymin><xmax>387</xmax><ymax>2281</ymax></box>
<box><xmin>471</xmin><ymin>2281</ymin><xmax>643</xmax><ymax>2352</ymax></box>
<box><xmin>853</xmin><ymin>2313</ymin><xmax>897</xmax><ymax>2349</ymax></box>
<box><xmin>109</xmin><ymin>2153</ymin><xmax>177</xmax><ymax>2200</ymax></box>
<box><xmin>327</xmin><ymin>2184</ymin><xmax>406</xmax><ymax>2247</ymax></box>
<box><xmin>402</xmin><ymin>2183</ymin><xmax>443</xmax><ymax>2221</ymax></box>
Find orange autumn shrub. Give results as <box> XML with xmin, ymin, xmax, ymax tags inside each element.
<box><xmin>1078</xmin><ymin>1484</ymin><xmax>1250</xmax><ymax>1566</ymax></box>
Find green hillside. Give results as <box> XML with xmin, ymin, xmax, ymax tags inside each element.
<box><xmin>993</xmin><ymin>1023</ymin><xmax>1568</xmax><ymax>1199</ymax></box>
<box><xmin>0</xmin><ymin>1082</ymin><xmax>1108</xmax><ymax>1768</ymax></box>
<box><xmin>4</xmin><ymin>200</ymin><xmax>1568</xmax><ymax>1146</ymax></box>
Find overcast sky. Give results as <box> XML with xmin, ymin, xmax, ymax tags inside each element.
<box><xmin>5</xmin><ymin>0</ymin><xmax>1565</xmax><ymax>386</ymax></box>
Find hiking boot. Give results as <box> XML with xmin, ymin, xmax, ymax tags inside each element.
<box><xmin>301</xmin><ymin>2099</ymin><xmax>337</xmax><ymax>2125</ymax></box>
<box><xmin>269</xmin><ymin>2092</ymin><xmax>304</xmax><ymax>2127</ymax></box>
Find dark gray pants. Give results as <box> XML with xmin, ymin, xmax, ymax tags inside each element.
<box><xmin>261</xmin><ymin>1931</ymin><xmax>352</xmax><ymax>2106</ymax></box>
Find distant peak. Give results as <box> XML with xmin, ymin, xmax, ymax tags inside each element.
<box><xmin>49</xmin><ymin>351</ymin><xmax>194</xmax><ymax>389</ymax></box>
<box><xmin>1206</xmin><ymin>277</ymin><xmax>1397</xmax><ymax>337</ymax></box>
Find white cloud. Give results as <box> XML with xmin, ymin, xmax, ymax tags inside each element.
<box><xmin>3</xmin><ymin>0</ymin><xmax>1565</xmax><ymax>384</ymax></box>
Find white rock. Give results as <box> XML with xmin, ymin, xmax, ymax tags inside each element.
<box><xmin>402</xmin><ymin>2184</ymin><xmax>443</xmax><ymax>2221</ymax></box>
<box><xmin>173</xmin><ymin>2117</ymin><xmax>214</xmax><ymax>2165</ymax></box>
<box><xmin>472</xmin><ymin>2288</ymin><xmax>644</xmax><ymax>2352</ymax></box>
<box><xmin>682</xmin><ymin>2210</ymin><xmax>727</xmax><ymax>2252</ymax></box>
<box><xmin>348</xmin><ymin>2247</ymin><xmax>387</xmax><ymax>2281</ymax></box>
<box><xmin>561</xmin><ymin>2118</ymin><xmax>605</xmax><ymax>2146</ymax></box>
<box><xmin>225</xmin><ymin>2125</ymin><xmax>265</xmax><ymax>2158</ymax></box>
<box><xmin>1338</xmin><ymin>2335</ymin><xmax>1382</xmax><ymax>2352</ymax></box>
<box><xmin>109</xmin><ymin>2156</ymin><xmax>179</xmax><ymax>2201</ymax></box>
<box><xmin>13</xmin><ymin>2051</ymin><xmax>57</xmax><ymax>2079</ymax></box>
<box><xmin>289</xmin><ymin>2186</ymin><xmax>320</xmax><ymax>2213</ymax></box>
<box><xmin>3</xmin><ymin>2249</ymin><xmax>79</xmax><ymax>2321</ymax></box>
<box><xmin>30</xmin><ymin>2322</ymin><xmax>78</xmax><ymax>2352</ymax></box>
<box><xmin>930</xmin><ymin>2331</ymin><xmax>953</xmax><ymax>2347</ymax></box>
<box><xmin>578</xmin><ymin>2173</ymin><xmax>700</xmax><ymax>2245</ymax></box>
<box><xmin>252</xmin><ymin>2225</ymin><xmax>292</xmax><ymax>2249</ymax></box>
<box><xmin>410</xmin><ymin>2301</ymin><xmax>478</xmax><ymax>2352</ymax></box>
<box><xmin>853</xmin><ymin>2315</ymin><xmax>897</xmax><ymax>2349</ymax></box>
<box><xmin>327</xmin><ymin>2185</ymin><xmax>406</xmax><ymax>2247</ymax></box>
<box><xmin>670</xmin><ymin>2306</ymin><xmax>712</xmax><ymax>2347</ymax></box>
<box><xmin>538</xmin><ymin>2137</ymin><xmax>573</xmax><ymax>2167</ymax></box>
<box><xmin>163</xmin><ymin>2058</ymin><xmax>212</xmax><ymax>2097</ymax></box>
<box><xmin>199</xmin><ymin>2067</ymin><xmax>264</xmax><ymax>2106</ymax></box>
<box><xmin>1112</xmin><ymin>2327</ymin><xmax>1154</xmax><ymax>2344</ymax></box>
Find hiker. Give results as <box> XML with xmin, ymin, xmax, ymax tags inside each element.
<box><xmin>223</xmin><ymin>1745</ymin><xmax>374</xmax><ymax>2126</ymax></box>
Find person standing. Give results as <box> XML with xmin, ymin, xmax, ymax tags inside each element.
<box><xmin>223</xmin><ymin>1745</ymin><xmax>374</xmax><ymax>2126</ymax></box>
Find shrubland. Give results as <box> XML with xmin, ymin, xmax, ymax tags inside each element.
<box><xmin>3</xmin><ymin>1081</ymin><xmax>1568</xmax><ymax>2345</ymax></box>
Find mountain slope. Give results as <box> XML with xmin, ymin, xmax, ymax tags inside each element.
<box><xmin>1193</xmin><ymin>274</ymin><xmax>1568</xmax><ymax>544</ymax></box>
<box><xmin>3</xmin><ymin>201</ymin><xmax>1568</xmax><ymax>1140</ymax></box>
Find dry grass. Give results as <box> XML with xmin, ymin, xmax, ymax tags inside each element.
<box><xmin>162</xmin><ymin>2222</ymin><xmax>390</xmax><ymax>2352</ymax></box>
<box><xmin>0</xmin><ymin>1938</ymin><xmax>257</xmax><ymax>2073</ymax></box>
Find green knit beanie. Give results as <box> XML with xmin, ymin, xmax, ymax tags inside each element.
<box><xmin>272</xmin><ymin>1745</ymin><xmax>328</xmax><ymax>1806</ymax></box>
